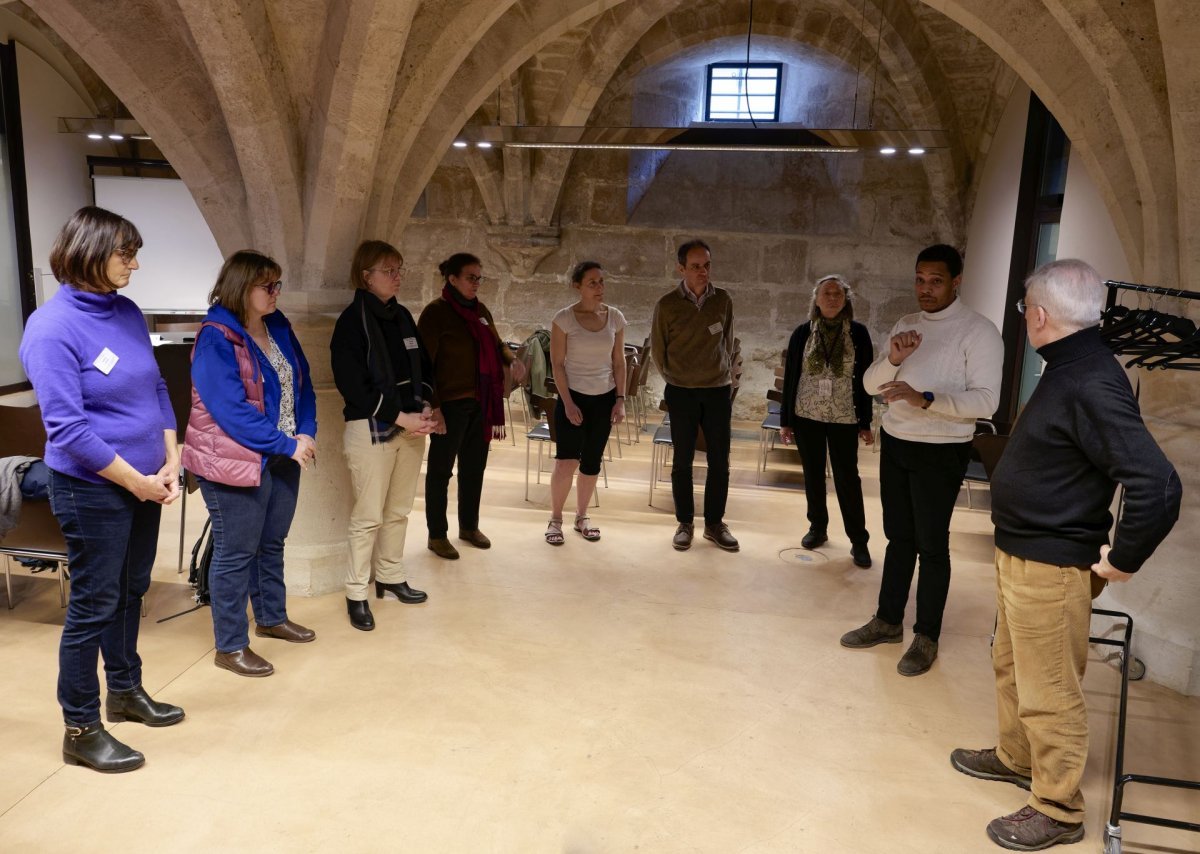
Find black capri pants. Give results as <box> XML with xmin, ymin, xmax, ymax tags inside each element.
<box><xmin>554</xmin><ymin>388</ymin><xmax>616</xmax><ymax>476</ymax></box>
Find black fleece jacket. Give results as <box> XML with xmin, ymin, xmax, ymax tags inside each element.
<box><xmin>990</xmin><ymin>326</ymin><xmax>1181</xmax><ymax>572</ymax></box>
<box><xmin>331</xmin><ymin>291</ymin><xmax>434</xmax><ymax>424</ymax></box>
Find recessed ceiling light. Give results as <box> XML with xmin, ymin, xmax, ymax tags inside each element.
<box><xmin>87</xmin><ymin>133</ymin><xmax>104</xmax><ymax>140</ymax></box>
<box><xmin>880</xmin><ymin>147</ymin><xmax>897</xmax><ymax>155</ymax></box>
<box><xmin>476</xmin><ymin>141</ymin><xmax>493</xmax><ymax>149</ymax></box>
<box><xmin>452</xmin><ymin>140</ymin><xmax>468</xmax><ymax>149</ymax></box>
<box><xmin>908</xmin><ymin>147</ymin><xmax>926</xmax><ymax>155</ymax></box>
<box><xmin>107</xmin><ymin>133</ymin><xmax>125</xmax><ymax>141</ymax></box>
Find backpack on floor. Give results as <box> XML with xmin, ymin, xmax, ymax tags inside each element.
<box><xmin>187</xmin><ymin>517</ymin><xmax>213</xmax><ymax>606</ymax></box>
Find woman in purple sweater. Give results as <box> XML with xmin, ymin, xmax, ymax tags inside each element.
<box><xmin>18</xmin><ymin>207</ymin><xmax>185</xmax><ymax>774</ymax></box>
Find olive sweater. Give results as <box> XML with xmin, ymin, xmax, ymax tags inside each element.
<box><xmin>650</xmin><ymin>284</ymin><xmax>735</xmax><ymax>388</ymax></box>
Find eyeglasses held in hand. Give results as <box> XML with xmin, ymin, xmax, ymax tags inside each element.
<box><xmin>257</xmin><ymin>281</ymin><xmax>284</xmax><ymax>296</ymax></box>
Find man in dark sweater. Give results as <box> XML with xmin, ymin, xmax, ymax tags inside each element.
<box><xmin>951</xmin><ymin>260</ymin><xmax>1181</xmax><ymax>852</ymax></box>
<box><xmin>650</xmin><ymin>239</ymin><xmax>739</xmax><ymax>552</ymax></box>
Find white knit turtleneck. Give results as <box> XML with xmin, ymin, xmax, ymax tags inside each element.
<box><xmin>862</xmin><ymin>297</ymin><xmax>1004</xmax><ymax>443</ymax></box>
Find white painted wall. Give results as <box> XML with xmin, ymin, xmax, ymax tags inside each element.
<box><xmin>16</xmin><ymin>42</ymin><xmax>112</xmax><ymax>290</ymax></box>
<box><xmin>1057</xmin><ymin>152</ymin><xmax>1132</xmax><ymax>282</ymax></box>
<box><xmin>960</xmin><ymin>81</ymin><xmax>1030</xmax><ymax>329</ymax></box>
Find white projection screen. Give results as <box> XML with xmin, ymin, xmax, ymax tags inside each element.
<box><xmin>92</xmin><ymin>175</ymin><xmax>224</xmax><ymax>312</ymax></box>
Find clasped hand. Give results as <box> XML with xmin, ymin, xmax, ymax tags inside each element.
<box><xmin>397</xmin><ymin>407</ymin><xmax>437</xmax><ymax>435</ymax></box>
<box><xmin>291</xmin><ymin>433</ymin><xmax>317</xmax><ymax>469</ymax></box>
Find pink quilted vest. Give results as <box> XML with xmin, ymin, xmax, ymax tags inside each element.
<box><xmin>181</xmin><ymin>321</ymin><xmax>266</xmax><ymax>487</ymax></box>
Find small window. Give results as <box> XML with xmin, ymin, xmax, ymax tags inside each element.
<box><xmin>705</xmin><ymin>63</ymin><xmax>782</xmax><ymax>122</ymax></box>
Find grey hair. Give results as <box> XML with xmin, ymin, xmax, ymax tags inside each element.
<box><xmin>1024</xmin><ymin>259</ymin><xmax>1103</xmax><ymax>331</ymax></box>
<box><xmin>808</xmin><ymin>274</ymin><xmax>854</xmax><ymax>321</ymax></box>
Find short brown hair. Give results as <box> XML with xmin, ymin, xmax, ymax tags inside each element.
<box><xmin>49</xmin><ymin>206</ymin><xmax>143</xmax><ymax>293</ymax></box>
<box><xmin>208</xmin><ymin>250</ymin><xmax>282</xmax><ymax>325</ymax></box>
<box><xmin>350</xmin><ymin>240</ymin><xmax>403</xmax><ymax>289</ymax></box>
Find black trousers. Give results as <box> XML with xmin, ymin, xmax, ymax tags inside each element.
<box><xmin>876</xmin><ymin>430</ymin><xmax>971</xmax><ymax>642</ymax></box>
<box><xmin>793</xmin><ymin>417</ymin><xmax>868</xmax><ymax>544</ymax></box>
<box><xmin>425</xmin><ymin>398</ymin><xmax>490</xmax><ymax>538</ymax></box>
<box><xmin>664</xmin><ymin>383</ymin><xmax>732</xmax><ymax>526</ymax></box>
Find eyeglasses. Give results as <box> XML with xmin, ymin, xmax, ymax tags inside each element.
<box><xmin>256</xmin><ymin>281</ymin><xmax>283</xmax><ymax>296</ymax></box>
<box><xmin>1015</xmin><ymin>300</ymin><xmax>1045</xmax><ymax>315</ymax></box>
<box><xmin>114</xmin><ymin>247</ymin><xmax>139</xmax><ymax>265</ymax></box>
<box><xmin>368</xmin><ymin>266</ymin><xmax>404</xmax><ymax>278</ymax></box>
<box><xmin>464</xmin><ymin>274</ymin><xmax>486</xmax><ymax>285</ymax></box>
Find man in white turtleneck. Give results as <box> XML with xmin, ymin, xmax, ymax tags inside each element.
<box><xmin>839</xmin><ymin>244</ymin><xmax>1003</xmax><ymax>676</ymax></box>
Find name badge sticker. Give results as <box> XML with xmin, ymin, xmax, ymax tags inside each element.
<box><xmin>708</xmin><ymin>322</ymin><xmax>723</xmax><ymax>335</ymax></box>
<box><xmin>93</xmin><ymin>347</ymin><xmax>119</xmax><ymax>375</ymax></box>
<box><xmin>404</xmin><ymin>336</ymin><xmax>419</xmax><ymax>350</ymax></box>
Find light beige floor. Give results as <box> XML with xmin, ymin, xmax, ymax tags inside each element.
<box><xmin>1</xmin><ymin>420</ymin><xmax>1197</xmax><ymax>854</ymax></box>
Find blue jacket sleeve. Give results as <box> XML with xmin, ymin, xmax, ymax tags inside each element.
<box><xmin>191</xmin><ymin>326</ymin><xmax>297</xmax><ymax>457</ymax></box>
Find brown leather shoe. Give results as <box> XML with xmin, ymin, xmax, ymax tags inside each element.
<box><xmin>214</xmin><ymin>647</ymin><xmax>274</xmax><ymax>677</ymax></box>
<box><xmin>458</xmin><ymin>529</ymin><xmax>491</xmax><ymax>549</ymax></box>
<box><xmin>428</xmin><ymin>537</ymin><xmax>460</xmax><ymax>560</ymax></box>
<box><xmin>255</xmin><ymin>619</ymin><xmax>316</xmax><ymax>643</ymax></box>
<box><xmin>672</xmin><ymin>522</ymin><xmax>694</xmax><ymax>551</ymax></box>
<box><xmin>703</xmin><ymin>523</ymin><xmax>739</xmax><ymax>552</ymax></box>
<box><xmin>986</xmin><ymin>805</ymin><xmax>1083</xmax><ymax>850</ymax></box>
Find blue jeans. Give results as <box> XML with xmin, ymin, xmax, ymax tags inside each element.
<box><xmin>49</xmin><ymin>470</ymin><xmax>162</xmax><ymax>726</ymax></box>
<box><xmin>197</xmin><ymin>456</ymin><xmax>300</xmax><ymax>653</ymax></box>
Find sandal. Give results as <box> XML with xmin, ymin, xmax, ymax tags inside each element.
<box><xmin>545</xmin><ymin>518</ymin><xmax>565</xmax><ymax>546</ymax></box>
<box><xmin>574</xmin><ymin>515</ymin><xmax>601</xmax><ymax>541</ymax></box>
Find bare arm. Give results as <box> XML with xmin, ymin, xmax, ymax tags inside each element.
<box><xmin>611</xmin><ymin>327</ymin><xmax>627</xmax><ymax>424</ymax></box>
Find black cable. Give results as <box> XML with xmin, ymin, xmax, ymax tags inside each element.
<box><xmin>868</xmin><ymin>0</ymin><xmax>885</xmax><ymax>130</ymax></box>
<box><xmin>851</xmin><ymin>0</ymin><xmax>868</xmax><ymax>127</ymax></box>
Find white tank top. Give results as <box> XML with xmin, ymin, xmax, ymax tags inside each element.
<box><xmin>551</xmin><ymin>305</ymin><xmax>627</xmax><ymax>395</ymax></box>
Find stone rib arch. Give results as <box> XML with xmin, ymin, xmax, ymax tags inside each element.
<box><xmin>367</xmin><ymin>0</ymin><xmax>633</xmax><ymax>239</ymax></box>
<box><xmin>176</xmin><ymin>0</ymin><xmax>306</xmax><ymax>272</ymax></box>
<box><xmin>920</xmin><ymin>0</ymin><xmax>1175</xmax><ymax>284</ymax></box>
<box><xmin>25</xmin><ymin>0</ymin><xmax>253</xmax><ymax>253</ymax></box>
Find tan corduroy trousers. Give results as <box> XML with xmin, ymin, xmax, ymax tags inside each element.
<box><xmin>342</xmin><ymin>420</ymin><xmax>426</xmax><ymax>601</ymax></box>
<box><xmin>993</xmin><ymin>548</ymin><xmax>1092</xmax><ymax>823</ymax></box>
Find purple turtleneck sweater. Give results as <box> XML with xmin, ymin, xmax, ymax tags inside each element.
<box><xmin>18</xmin><ymin>285</ymin><xmax>174</xmax><ymax>484</ymax></box>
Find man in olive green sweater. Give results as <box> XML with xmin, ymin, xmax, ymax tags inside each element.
<box><xmin>651</xmin><ymin>239</ymin><xmax>739</xmax><ymax>552</ymax></box>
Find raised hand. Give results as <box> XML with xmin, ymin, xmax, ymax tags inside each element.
<box><xmin>888</xmin><ymin>330</ymin><xmax>922</xmax><ymax>365</ymax></box>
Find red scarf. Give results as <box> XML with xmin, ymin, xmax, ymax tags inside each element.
<box><xmin>442</xmin><ymin>283</ymin><xmax>506</xmax><ymax>440</ymax></box>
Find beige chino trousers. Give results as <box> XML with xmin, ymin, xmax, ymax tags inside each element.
<box><xmin>343</xmin><ymin>420</ymin><xmax>426</xmax><ymax>601</ymax></box>
<box><xmin>993</xmin><ymin>548</ymin><xmax>1092</xmax><ymax>823</ymax></box>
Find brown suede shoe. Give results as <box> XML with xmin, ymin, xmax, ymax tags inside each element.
<box><xmin>458</xmin><ymin>529</ymin><xmax>491</xmax><ymax>549</ymax></box>
<box><xmin>254</xmin><ymin>619</ymin><xmax>316</xmax><ymax>643</ymax></box>
<box><xmin>428</xmin><ymin>538</ymin><xmax>460</xmax><ymax>560</ymax></box>
<box><xmin>840</xmin><ymin>616</ymin><xmax>903</xmax><ymax>648</ymax></box>
<box><xmin>672</xmin><ymin>522</ymin><xmax>694</xmax><ymax>551</ymax></box>
<box><xmin>950</xmin><ymin>747</ymin><xmax>1032</xmax><ymax>790</ymax></box>
<box><xmin>703</xmin><ymin>523</ymin><xmax>739</xmax><ymax>552</ymax></box>
<box><xmin>214</xmin><ymin>647</ymin><xmax>274</xmax><ymax>677</ymax></box>
<box><xmin>897</xmin><ymin>633</ymin><xmax>938</xmax><ymax>676</ymax></box>
<box><xmin>986</xmin><ymin>805</ymin><xmax>1083</xmax><ymax>850</ymax></box>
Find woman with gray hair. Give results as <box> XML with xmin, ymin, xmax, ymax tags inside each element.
<box><xmin>780</xmin><ymin>274</ymin><xmax>876</xmax><ymax>566</ymax></box>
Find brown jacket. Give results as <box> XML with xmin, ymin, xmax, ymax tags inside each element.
<box><xmin>416</xmin><ymin>297</ymin><xmax>514</xmax><ymax>407</ymax></box>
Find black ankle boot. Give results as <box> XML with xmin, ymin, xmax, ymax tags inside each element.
<box><xmin>375</xmin><ymin>581</ymin><xmax>428</xmax><ymax>604</ymax></box>
<box><xmin>63</xmin><ymin>721</ymin><xmax>145</xmax><ymax>773</ymax></box>
<box><xmin>347</xmin><ymin>597</ymin><xmax>375</xmax><ymax>631</ymax></box>
<box><xmin>106</xmin><ymin>686</ymin><xmax>185</xmax><ymax>727</ymax></box>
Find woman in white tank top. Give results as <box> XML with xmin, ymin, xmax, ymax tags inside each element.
<box><xmin>544</xmin><ymin>262</ymin><xmax>627</xmax><ymax>544</ymax></box>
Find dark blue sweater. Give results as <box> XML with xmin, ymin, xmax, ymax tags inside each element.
<box><xmin>990</xmin><ymin>326</ymin><xmax>1181</xmax><ymax>572</ymax></box>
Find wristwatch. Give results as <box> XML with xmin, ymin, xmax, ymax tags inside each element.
<box><xmin>921</xmin><ymin>391</ymin><xmax>934</xmax><ymax>409</ymax></box>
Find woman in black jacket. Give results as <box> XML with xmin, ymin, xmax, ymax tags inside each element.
<box><xmin>331</xmin><ymin>240</ymin><xmax>435</xmax><ymax>631</ymax></box>
<box><xmin>780</xmin><ymin>275</ymin><xmax>875</xmax><ymax>567</ymax></box>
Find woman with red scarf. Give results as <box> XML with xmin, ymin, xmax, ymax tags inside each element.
<box><xmin>417</xmin><ymin>253</ymin><xmax>526</xmax><ymax>559</ymax></box>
